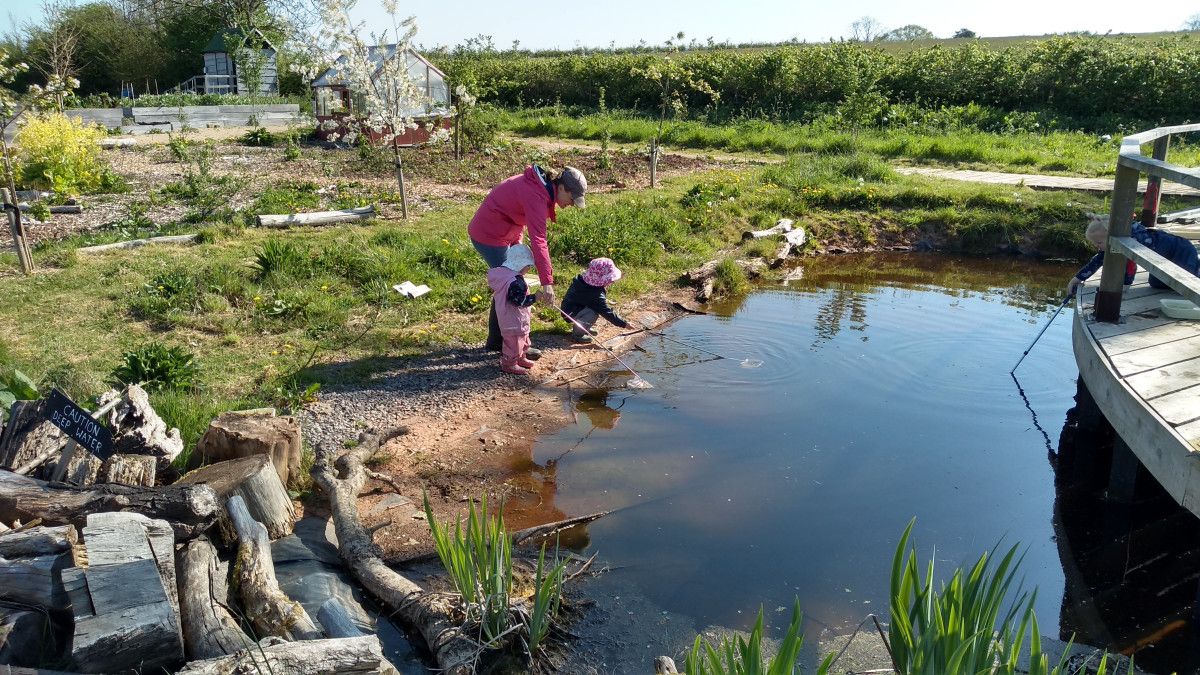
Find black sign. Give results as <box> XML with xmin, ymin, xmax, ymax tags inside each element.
<box><xmin>45</xmin><ymin>389</ymin><xmax>114</xmax><ymax>460</ymax></box>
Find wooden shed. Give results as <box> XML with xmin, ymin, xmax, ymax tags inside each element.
<box><xmin>311</xmin><ymin>45</ymin><xmax>451</xmax><ymax>145</ymax></box>
<box><xmin>197</xmin><ymin>28</ymin><xmax>278</xmax><ymax>96</ymax></box>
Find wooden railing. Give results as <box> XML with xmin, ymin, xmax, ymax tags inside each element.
<box><xmin>1095</xmin><ymin>124</ymin><xmax>1200</xmax><ymax>322</ymax></box>
<box><xmin>171</xmin><ymin>75</ymin><xmax>235</xmax><ymax>96</ymax></box>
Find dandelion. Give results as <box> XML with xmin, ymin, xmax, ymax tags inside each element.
<box><xmin>321</xmin><ymin>284</ymin><xmax>329</xmax><ymax>291</ymax></box>
<box><xmin>441</xmin><ymin>238</ymin><xmax>450</xmax><ymax>245</ymax></box>
<box><xmin>253</xmin><ymin>295</ymin><xmax>263</xmax><ymax>303</ymax></box>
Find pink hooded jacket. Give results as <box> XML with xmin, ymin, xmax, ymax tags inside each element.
<box><xmin>487</xmin><ymin>267</ymin><xmax>532</xmax><ymax>337</ymax></box>
<box><xmin>468</xmin><ymin>166</ymin><xmax>556</xmax><ymax>286</ymax></box>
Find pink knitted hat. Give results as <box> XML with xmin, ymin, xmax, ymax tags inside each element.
<box><xmin>582</xmin><ymin>257</ymin><xmax>622</xmax><ymax>287</ymax></box>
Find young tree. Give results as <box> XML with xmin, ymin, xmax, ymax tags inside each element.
<box><xmin>632</xmin><ymin>33</ymin><xmax>718</xmax><ymax>187</ymax></box>
<box><xmin>315</xmin><ymin>0</ymin><xmax>439</xmax><ymax>218</ymax></box>
<box><xmin>1185</xmin><ymin>13</ymin><xmax>1200</xmax><ymax>31</ymax></box>
<box><xmin>29</xmin><ymin>0</ymin><xmax>81</xmax><ymax>110</ymax></box>
<box><xmin>849</xmin><ymin>16</ymin><xmax>884</xmax><ymax>42</ymax></box>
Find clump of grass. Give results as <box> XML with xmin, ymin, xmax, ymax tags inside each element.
<box><xmin>527</xmin><ymin>540</ymin><xmax>568</xmax><ymax>655</ymax></box>
<box><xmin>112</xmin><ymin>341</ymin><xmax>198</xmax><ymax>391</ymax></box>
<box><xmin>240</xmin><ymin>126</ymin><xmax>276</xmax><ymax>147</ymax></box>
<box><xmin>712</xmin><ymin>258</ymin><xmax>749</xmax><ymax>296</ymax></box>
<box><xmin>685</xmin><ymin>599</ymin><xmax>832</xmax><ymax>675</ymax></box>
<box><xmin>252</xmin><ymin>238</ymin><xmax>309</xmax><ymax>282</ymax></box>
<box><xmin>251</xmin><ymin>181</ymin><xmax>321</xmax><ymax>215</ymax></box>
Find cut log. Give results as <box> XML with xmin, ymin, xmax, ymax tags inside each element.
<box><xmin>313</xmin><ymin>428</ymin><xmax>477</xmax><ymax>675</ymax></box>
<box><xmin>256</xmin><ymin>205</ymin><xmax>375</xmax><ymax>228</ymax></box>
<box><xmin>0</xmin><ymin>401</ymin><xmax>66</xmax><ymax>473</ymax></box>
<box><xmin>99</xmin><ymin>385</ymin><xmax>183</xmax><ymax>469</ymax></box>
<box><xmin>0</xmin><ymin>553</ymin><xmax>69</xmax><ymax>611</ymax></box>
<box><xmin>0</xmin><ymin>525</ymin><xmax>77</xmax><ymax>558</ymax></box>
<box><xmin>177</xmin><ymin>455</ymin><xmax>295</xmax><ymax>540</ymax></box>
<box><xmin>178</xmin><ymin>635</ymin><xmax>395</xmax><ymax>675</ymax></box>
<box><xmin>197</xmin><ymin>411</ymin><xmax>302</xmax><ymax>488</ymax></box>
<box><xmin>99</xmin><ymin>454</ymin><xmax>156</xmax><ymax>486</ymax></box>
<box><xmin>0</xmin><ymin>471</ymin><xmax>219</xmax><ymax>540</ymax></box>
<box><xmin>63</xmin><ymin>512</ymin><xmax>185</xmax><ymax>673</ymax></box>
<box><xmin>226</xmin><ymin>496</ymin><xmax>321</xmax><ymax>641</ymax></box>
<box><xmin>742</xmin><ymin>217</ymin><xmax>794</xmax><ymax>241</ymax></box>
<box><xmin>60</xmin><ymin>451</ymin><xmax>101</xmax><ymax>486</ymax></box>
<box><xmin>177</xmin><ymin>537</ymin><xmax>252</xmax><ymax>660</ymax></box>
<box><xmin>76</xmin><ymin>234</ymin><xmax>198</xmax><ymax>254</ymax></box>
<box><xmin>0</xmin><ymin>602</ymin><xmax>56</xmax><ymax>666</ymax></box>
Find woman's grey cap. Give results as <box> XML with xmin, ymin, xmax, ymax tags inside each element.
<box><xmin>560</xmin><ymin>166</ymin><xmax>588</xmax><ymax>207</ymax></box>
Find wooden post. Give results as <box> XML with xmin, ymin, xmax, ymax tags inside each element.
<box><xmin>1140</xmin><ymin>135</ymin><xmax>1169</xmax><ymax>227</ymax></box>
<box><xmin>1</xmin><ymin>188</ymin><xmax>33</xmax><ymax>275</ymax></box>
<box><xmin>393</xmin><ymin>147</ymin><xmax>408</xmax><ymax>220</ymax></box>
<box><xmin>1094</xmin><ymin>163</ymin><xmax>1140</xmax><ymax>323</ymax></box>
<box><xmin>453</xmin><ymin>112</ymin><xmax>462</xmax><ymax>161</ymax></box>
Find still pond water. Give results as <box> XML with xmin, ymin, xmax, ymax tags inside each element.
<box><xmin>501</xmin><ymin>253</ymin><xmax>1200</xmax><ymax>673</ymax></box>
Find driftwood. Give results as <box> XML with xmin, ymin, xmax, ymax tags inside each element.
<box><xmin>511</xmin><ymin>511</ymin><xmax>611</xmax><ymax>546</ymax></box>
<box><xmin>60</xmin><ymin>451</ymin><xmax>101</xmax><ymax>486</ymax></box>
<box><xmin>742</xmin><ymin>218</ymin><xmax>794</xmax><ymax>241</ymax></box>
<box><xmin>226</xmin><ymin>496</ymin><xmax>321</xmax><ymax>641</ymax></box>
<box><xmin>0</xmin><ymin>553</ymin><xmax>70</xmax><ymax>611</ymax></box>
<box><xmin>770</xmin><ymin>228</ymin><xmax>807</xmax><ymax>269</ymax></box>
<box><xmin>63</xmin><ymin>513</ymin><xmax>185</xmax><ymax>673</ymax></box>
<box><xmin>197</xmin><ymin>411</ymin><xmax>302</xmax><ymax>488</ymax></box>
<box><xmin>313</xmin><ymin>428</ymin><xmax>477</xmax><ymax>675</ymax></box>
<box><xmin>0</xmin><ymin>471</ymin><xmax>219</xmax><ymax>540</ymax></box>
<box><xmin>18</xmin><ymin>205</ymin><xmax>82</xmax><ymax>214</ymax></box>
<box><xmin>178</xmin><ymin>635</ymin><xmax>395</xmax><ymax>675</ymax></box>
<box><xmin>177</xmin><ymin>455</ymin><xmax>295</xmax><ymax>540</ymax></box>
<box><xmin>0</xmin><ymin>525</ymin><xmax>77</xmax><ymax>558</ymax></box>
<box><xmin>99</xmin><ymin>385</ymin><xmax>183</xmax><ymax>469</ymax></box>
<box><xmin>177</xmin><ymin>537</ymin><xmax>252</xmax><ymax>660</ymax></box>
<box><xmin>655</xmin><ymin>655</ymin><xmax>680</xmax><ymax>673</ymax></box>
<box><xmin>99</xmin><ymin>454</ymin><xmax>156</xmax><ymax>486</ymax></box>
<box><xmin>76</xmin><ymin>234</ymin><xmax>198</xmax><ymax>254</ymax></box>
<box><xmin>256</xmin><ymin>205</ymin><xmax>375</xmax><ymax>228</ymax></box>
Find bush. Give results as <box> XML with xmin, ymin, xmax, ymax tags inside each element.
<box><xmin>112</xmin><ymin>342</ymin><xmax>198</xmax><ymax>391</ymax></box>
<box><xmin>15</xmin><ymin>114</ymin><xmax>117</xmax><ymax>194</ymax></box>
<box><xmin>252</xmin><ymin>238</ymin><xmax>309</xmax><ymax>281</ymax></box>
<box><xmin>240</xmin><ymin>127</ymin><xmax>276</xmax><ymax>147</ymax></box>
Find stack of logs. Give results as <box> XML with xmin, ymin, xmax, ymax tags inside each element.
<box><xmin>0</xmin><ymin>390</ymin><xmax>397</xmax><ymax>674</ymax></box>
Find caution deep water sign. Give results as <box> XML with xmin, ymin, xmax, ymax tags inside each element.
<box><xmin>45</xmin><ymin>388</ymin><xmax>114</xmax><ymax>460</ymax></box>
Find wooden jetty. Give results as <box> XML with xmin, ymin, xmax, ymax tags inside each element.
<box><xmin>1072</xmin><ymin>123</ymin><xmax>1200</xmax><ymax>517</ymax></box>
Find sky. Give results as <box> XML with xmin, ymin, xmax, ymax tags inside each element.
<box><xmin>2</xmin><ymin>0</ymin><xmax>1198</xmax><ymax>50</ymax></box>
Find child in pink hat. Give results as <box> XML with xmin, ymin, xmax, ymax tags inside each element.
<box><xmin>559</xmin><ymin>257</ymin><xmax>629</xmax><ymax>343</ymax></box>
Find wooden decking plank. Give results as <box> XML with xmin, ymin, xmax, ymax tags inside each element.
<box><xmin>1177</xmin><ymin>419</ymin><xmax>1200</xmax><ymax>451</ymax></box>
<box><xmin>1087</xmin><ymin>313</ymin><xmax>1179</xmax><ymax>339</ymax></box>
<box><xmin>1125</xmin><ymin>358</ymin><xmax>1200</xmax><ymax>399</ymax></box>
<box><xmin>1082</xmin><ymin>292</ymin><xmax>1172</xmax><ymax>317</ymax></box>
<box><xmin>1079</xmin><ymin>284</ymin><xmax>1163</xmax><ymax>304</ymax></box>
<box><xmin>1149</xmin><ymin>383</ymin><xmax>1200</xmax><ymax>426</ymax></box>
<box><xmin>1100</xmin><ymin>320</ymin><xmax>1200</xmax><ymax>355</ymax></box>
<box><xmin>1110</xmin><ymin>333</ymin><xmax>1200</xmax><ymax>375</ymax></box>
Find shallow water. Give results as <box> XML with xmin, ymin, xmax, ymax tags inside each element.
<box><xmin>504</xmin><ymin>253</ymin><xmax>1200</xmax><ymax>673</ymax></box>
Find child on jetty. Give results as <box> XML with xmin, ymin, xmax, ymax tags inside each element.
<box><xmin>560</xmin><ymin>257</ymin><xmax>630</xmax><ymax>343</ymax></box>
<box><xmin>486</xmin><ymin>244</ymin><xmax>539</xmax><ymax>374</ymax></box>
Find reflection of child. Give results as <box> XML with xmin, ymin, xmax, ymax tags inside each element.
<box><xmin>486</xmin><ymin>244</ymin><xmax>538</xmax><ymax>374</ymax></box>
<box><xmin>560</xmin><ymin>258</ymin><xmax>629</xmax><ymax>343</ymax></box>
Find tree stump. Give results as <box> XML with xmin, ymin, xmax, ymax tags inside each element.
<box><xmin>0</xmin><ymin>400</ymin><xmax>66</xmax><ymax>474</ymax></box>
<box><xmin>176</xmin><ymin>455</ymin><xmax>295</xmax><ymax>540</ymax></box>
<box><xmin>197</xmin><ymin>411</ymin><xmax>302</xmax><ymax>488</ymax></box>
<box><xmin>99</xmin><ymin>454</ymin><xmax>156</xmax><ymax>487</ymax></box>
<box><xmin>63</xmin><ymin>512</ymin><xmax>185</xmax><ymax>673</ymax></box>
<box><xmin>226</xmin><ymin>496</ymin><xmax>321</xmax><ymax>641</ymax></box>
<box><xmin>177</xmin><ymin>537</ymin><xmax>252</xmax><ymax>660</ymax></box>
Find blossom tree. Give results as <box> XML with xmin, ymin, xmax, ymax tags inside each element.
<box><xmin>632</xmin><ymin>34</ymin><xmax>718</xmax><ymax>188</ymax></box>
<box><xmin>315</xmin><ymin>0</ymin><xmax>435</xmax><ymax>219</ymax></box>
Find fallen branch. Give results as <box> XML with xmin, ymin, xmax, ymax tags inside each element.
<box><xmin>0</xmin><ymin>470</ymin><xmax>219</xmax><ymax>540</ymax></box>
<box><xmin>511</xmin><ymin>512</ymin><xmax>611</xmax><ymax>546</ymax></box>
<box><xmin>177</xmin><ymin>536</ymin><xmax>252</xmax><ymax>660</ymax></box>
<box><xmin>256</xmin><ymin>205</ymin><xmax>375</xmax><ymax>228</ymax></box>
<box><xmin>312</xmin><ymin>427</ymin><xmax>478</xmax><ymax>675</ymax></box>
<box><xmin>77</xmin><ymin>234</ymin><xmax>199</xmax><ymax>254</ymax></box>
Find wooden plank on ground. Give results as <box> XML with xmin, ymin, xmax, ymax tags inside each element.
<box><xmin>1100</xmin><ymin>320</ymin><xmax>1200</xmax><ymax>355</ymax></box>
<box><xmin>1149</xmin><ymin>384</ymin><xmax>1200</xmax><ymax>426</ymax></box>
<box><xmin>1110</xmin><ymin>333</ymin><xmax>1200</xmax><ymax>375</ymax></box>
<box><xmin>1125</xmin><ymin>359</ymin><xmax>1200</xmax><ymax>399</ymax></box>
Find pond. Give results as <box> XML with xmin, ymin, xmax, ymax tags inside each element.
<box><xmin>501</xmin><ymin>253</ymin><xmax>1200</xmax><ymax>674</ymax></box>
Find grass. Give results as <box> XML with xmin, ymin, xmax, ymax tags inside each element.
<box><xmin>498</xmin><ymin>107</ymin><xmax>1200</xmax><ymax>177</ymax></box>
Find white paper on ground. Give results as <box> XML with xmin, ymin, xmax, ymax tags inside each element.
<box><xmin>393</xmin><ymin>281</ymin><xmax>431</xmax><ymax>298</ymax></box>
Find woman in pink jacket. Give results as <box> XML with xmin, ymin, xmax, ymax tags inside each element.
<box><xmin>469</xmin><ymin>164</ymin><xmax>588</xmax><ymax>354</ymax></box>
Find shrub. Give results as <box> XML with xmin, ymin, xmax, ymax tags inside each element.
<box><xmin>240</xmin><ymin>127</ymin><xmax>276</xmax><ymax>147</ymax></box>
<box><xmin>161</xmin><ymin>142</ymin><xmax>238</xmax><ymax>223</ymax></box>
<box><xmin>167</xmin><ymin>134</ymin><xmax>191</xmax><ymax>163</ymax></box>
<box><xmin>112</xmin><ymin>342</ymin><xmax>198</xmax><ymax>391</ymax></box>
<box><xmin>712</xmin><ymin>258</ymin><xmax>749</xmax><ymax>296</ymax></box>
<box><xmin>15</xmin><ymin>114</ymin><xmax>116</xmax><ymax>194</ymax></box>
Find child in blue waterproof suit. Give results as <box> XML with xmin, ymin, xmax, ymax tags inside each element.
<box><xmin>1067</xmin><ymin>215</ymin><xmax>1200</xmax><ymax>296</ymax></box>
<box><xmin>560</xmin><ymin>258</ymin><xmax>629</xmax><ymax>343</ymax></box>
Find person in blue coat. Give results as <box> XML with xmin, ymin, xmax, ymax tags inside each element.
<box><xmin>1068</xmin><ymin>215</ymin><xmax>1200</xmax><ymax>297</ymax></box>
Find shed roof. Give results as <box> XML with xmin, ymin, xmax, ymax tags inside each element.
<box><xmin>312</xmin><ymin>44</ymin><xmax>446</xmax><ymax>87</ymax></box>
